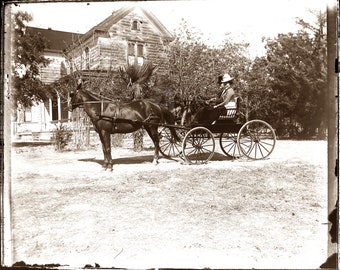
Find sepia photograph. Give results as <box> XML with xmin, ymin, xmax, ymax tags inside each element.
<box><xmin>2</xmin><ymin>0</ymin><xmax>338</xmax><ymax>269</ymax></box>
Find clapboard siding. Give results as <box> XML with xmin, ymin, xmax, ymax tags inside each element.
<box><xmin>40</xmin><ymin>53</ymin><xmax>68</xmax><ymax>84</ymax></box>
<box><xmin>67</xmin><ymin>7</ymin><xmax>172</xmax><ymax>74</ymax></box>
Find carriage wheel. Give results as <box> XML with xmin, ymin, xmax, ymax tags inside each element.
<box><xmin>237</xmin><ymin>120</ymin><xmax>276</xmax><ymax>160</ymax></box>
<box><xmin>219</xmin><ymin>132</ymin><xmax>242</xmax><ymax>158</ymax></box>
<box><xmin>158</xmin><ymin>127</ymin><xmax>183</xmax><ymax>158</ymax></box>
<box><xmin>182</xmin><ymin>127</ymin><xmax>215</xmax><ymax>164</ymax></box>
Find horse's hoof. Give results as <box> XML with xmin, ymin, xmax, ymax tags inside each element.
<box><xmin>152</xmin><ymin>160</ymin><xmax>159</xmax><ymax>165</ymax></box>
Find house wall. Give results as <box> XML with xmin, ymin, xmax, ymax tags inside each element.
<box><xmin>108</xmin><ymin>9</ymin><xmax>169</xmax><ymax>71</ymax></box>
<box><xmin>68</xmin><ymin>9</ymin><xmax>170</xmax><ymax>73</ymax></box>
<box><xmin>40</xmin><ymin>51</ymin><xmax>70</xmax><ymax>84</ymax></box>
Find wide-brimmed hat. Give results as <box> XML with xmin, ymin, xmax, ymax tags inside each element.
<box><xmin>221</xmin><ymin>73</ymin><xmax>233</xmax><ymax>83</ymax></box>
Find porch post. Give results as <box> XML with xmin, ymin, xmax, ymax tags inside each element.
<box><xmin>49</xmin><ymin>98</ymin><xmax>53</xmax><ymax>122</ymax></box>
<box><xmin>57</xmin><ymin>95</ymin><xmax>61</xmax><ymax>122</ymax></box>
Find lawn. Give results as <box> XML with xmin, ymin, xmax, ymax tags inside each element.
<box><xmin>9</xmin><ymin>140</ymin><xmax>329</xmax><ymax>269</ymax></box>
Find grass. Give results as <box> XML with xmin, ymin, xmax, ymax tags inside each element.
<box><xmin>9</xmin><ymin>141</ymin><xmax>328</xmax><ymax>268</ymax></box>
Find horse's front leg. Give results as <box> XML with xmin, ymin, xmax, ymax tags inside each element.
<box><xmin>100</xmin><ymin>131</ymin><xmax>113</xmax><ymax>170</ymax></box>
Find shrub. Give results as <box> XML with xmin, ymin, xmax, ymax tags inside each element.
<box><xmin>53</xmin><ymin>123</ymin><xmax>73</xmax><ymax>151</ymax></box>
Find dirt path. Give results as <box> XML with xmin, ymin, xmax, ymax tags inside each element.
<box><xmin>9</xmin><ymin>140</ymin><xmax>329</xmax><ymax>269</ymax></box>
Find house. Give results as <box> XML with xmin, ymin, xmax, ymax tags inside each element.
<box><xmin>14</xmin><ymin>5</ymin><xmax>173</xmax><ymax>142</ymax></box>
<box><xmin>65</xmin><ymin>6</ymin><xmax>173</xmax><ymax>72</ymax></box>
<box><xmin>14</xmin><ymin>27</ymin><xmax>81</xmax><ymax>141</ymax></box>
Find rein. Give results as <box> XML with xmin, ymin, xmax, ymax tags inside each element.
<box><xmin>72</xmin><ymin>89</ymin><xmax>120</xmax><ymax>115</ymax></box>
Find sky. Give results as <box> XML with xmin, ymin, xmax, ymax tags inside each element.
<box><xmin>8</xmin><ymin>0</ymin><xmax>329</xmax><ymax>57</ymax></box>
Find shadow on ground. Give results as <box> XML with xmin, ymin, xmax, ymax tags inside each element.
<box><xmin>78</xmin><ymin>152</ymin><xmax>233</xmax><ymax>166</ymax></box>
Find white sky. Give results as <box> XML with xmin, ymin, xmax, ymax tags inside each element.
<box><xmin>9</xmin><ymin>0</ymin><xmax>328</xmax><ymax>57</ymax></box>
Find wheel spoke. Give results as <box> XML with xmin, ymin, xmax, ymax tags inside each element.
<box><xmin>219</xmin><ymin>133</ymin><xmax>242</xmax><ymax>158</ymax></box>
<box><xmin>159</xmin><ymin>127</ymin><xmax>183</xmax><ymax>158</ymax></box>
<box><xmin>183</xmin><ymin>127</ymin><xmax>215</xmax><ymax>164</ymax></box>
<box><xmin>237</xmin><ymin>120</ymin><xmax>276</xmax><ymax>160</ymax></box>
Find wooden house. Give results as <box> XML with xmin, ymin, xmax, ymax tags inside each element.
<box><xmin>14</xmin><ymin>27</ymin><xmax>81</xmax><ymax>141</ymax></box>
<box><xmin>14</xmin><ymin>5</ymin><xmax>173</xmax><ymax>142</ymax></box>
<box><xmin>65</xmin><ymin>6</ymin><xmax>173</xmax><ymax>72</ymax></box>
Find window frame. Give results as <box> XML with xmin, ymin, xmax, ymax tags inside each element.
<box><xmin>131</xmin><ymin>20</ymin><xmax>141</xmax><ymax>31</ymax></box>
<box><xmin>127</xmin><ymin>42</ymin><xmax>145</xmax><ymax>66</ymax></box>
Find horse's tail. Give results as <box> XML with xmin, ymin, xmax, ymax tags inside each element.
<box><xmin>161</xmin><ymin>106</ymin><xmax>181</xmax><ymax>142</ymax></box>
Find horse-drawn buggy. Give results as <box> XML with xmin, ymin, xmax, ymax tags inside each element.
<box><xmin>158</xmin><ymin>97</ymin><xmax>276</xmax><ymax>164</ymax></box>
<box><xmin>70</xmin><ymin>81</ymin><xmax>276</xmax><ymax>170</ymax></box>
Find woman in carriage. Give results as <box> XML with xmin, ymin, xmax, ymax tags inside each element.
<box><xmin>207</xmin><ymin>73</ymin><xmax>236</xmax><ymax>111</ymax></box>
<box><xmin>193</xmin><ymin>73</ymin><xmax>237</xmax><ymax>124</ymax></box>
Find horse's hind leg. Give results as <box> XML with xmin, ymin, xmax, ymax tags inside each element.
<box><xmin>144</xmin><ymin>126</ymin><xmax>160</xmax><ymax>165</ymax></box>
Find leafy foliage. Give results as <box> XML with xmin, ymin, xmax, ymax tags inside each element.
<box><xmin>13</xmin><ymin>11</ymin><xmax>52</xmax><ymax>107</ymax></box>
<box><xmin>165</xmin><ymin>20</ymin><xmax>251</xmax><ymax>101</ymax></box>
<box><xmin>262</xmin><ymin>11</ymin><xmax>327</xmax><ymax>138</ymax></box>
<box><xmin>162</xmin><ymin>13</ymin><xmax>326</xmax><ymax>139</ymax></box>
<box><xmin>53</xmin><ymin>123</ymin><xmax>73</xmax><ymax>151</ymax></box>
<box><xmin>118</xmin><ymin>62</ymin><xmax>157</xmax><ymax>86</ymax></box>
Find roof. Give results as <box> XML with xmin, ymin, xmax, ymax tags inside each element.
<box><xmin>80</xmin><ymin>6</ymin><xmax>173</xmax><ymax>42</ymax></box>
<box><xmin>26</xmin><ymin>27</ymin><xmax>82</xmax><ymax>52</ymax></box>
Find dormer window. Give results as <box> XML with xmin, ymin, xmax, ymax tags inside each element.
<box><xmin>131</xmin><ymin>20</ymin><xmax>141</xmax><ymax>31</ymax></box>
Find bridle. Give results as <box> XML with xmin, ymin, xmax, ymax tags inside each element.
<box><xmin>69</xmin><ymin>89</ymin><xmax>117</xmax><ymax>115</ymax></box>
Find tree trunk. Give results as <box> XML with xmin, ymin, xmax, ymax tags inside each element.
<box><xmin>133</xmin><ymin>129</ymin><xmax>143</xmax><ymax>152</ymax></box>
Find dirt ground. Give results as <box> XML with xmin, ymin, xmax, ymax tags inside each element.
<box><xmin>9</xmin><ymin>140</ymin><xmax>330</xmax><ymax>269</ymax></box>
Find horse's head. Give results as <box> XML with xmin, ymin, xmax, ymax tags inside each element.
<box><xmin>186</xmin><ymin>95</ymin><xmax>206</xmax><ymax>114</ymax></box>
<box><xmin>68</xmin><ymin>83</ymin><xmax>83</xmax><ymax>111</ymax></box>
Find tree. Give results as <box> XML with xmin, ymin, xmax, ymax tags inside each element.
<box><xmin>165</xmin><ymin>20</ymin><xmax>251</xmax><ymax>107</ymax></box>
<box><xmin>13</xmin><ymin>11</ymin><xmax>51</xmax><ymax>108</ymax></box>
<box><xmin>237</xmin><ymin>56</ymin><xmax>273</xmax><ymax>122</ymax></box>
<box><xmin>262</xmin><ymin>11</ymin><xmax>327</xmax><ymax>138</ymax></box>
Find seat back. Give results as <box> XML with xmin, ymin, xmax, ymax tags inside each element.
<box><xmin>218</xmin><ymin>97</ymin><xmax>240</xmax><ymax>120</ymax></box>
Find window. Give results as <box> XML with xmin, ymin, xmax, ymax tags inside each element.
<box><xmin>137</xmin><ymin>44</ymin><xmax>144</xmax><ymax>65</ymax></box>
<box><xmin>131</xmin><ymin>20</ymin><xmax>141</xmax><ymax>31</ymax></box>
<box><xmin>128</xmin><ymin>42</ymin><xmax>144</xmax><ymax>66</ymax></box>
<box><xmin>128</xmin><ymin>43</ymin><xmax>135</xmax><ymax>65</ymax></box>
<box><xmin>52</xmin><ymin>98</ymin><xmax>58</xmax><ymax>121</ymax></box>
<box><xmin>24</xmin><ymin>107</ymin><xmax>32</xmax><ymax>122</ymax></box>
<box><xmin>50</xmin><ymin>95</ymin><xmax>69</xmax><ymax>122</ymax></box>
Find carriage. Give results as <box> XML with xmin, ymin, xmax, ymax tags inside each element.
<box><xmin>70</xmin><ymin>83</ymin><xmax>276</xmax><ymax>170</ymax></box>
<box><xmin>158</xmin><ymin>98</ymin><xmax>276</xmax><ymax>165</ymax></box>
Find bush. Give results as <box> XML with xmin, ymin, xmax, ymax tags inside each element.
<box><xmin>53</xmin><ymin>123</ymin><xmax>73</xmax><ymax>151</ymax></box>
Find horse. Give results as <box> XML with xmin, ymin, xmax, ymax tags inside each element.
<box><xmin>180</xmin><ymin>95</ymin><xmax>221</xmax><ymax>125</ymax></box>
<box><xmin>69</xmin><ymin>82</ymin><xmax>180</xmax><ymax>170</ymax></box>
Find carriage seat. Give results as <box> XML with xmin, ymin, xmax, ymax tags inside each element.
<box><xmin>218</xmin><ymin>97</ymin><xmax>240</xmax><ymax>120</ymax></box>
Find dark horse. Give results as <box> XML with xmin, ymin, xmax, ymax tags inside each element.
<box><xmin>181</xmin><ymin>95</ymin><xmax>221</xmax><ymax>125</ymax></box>
<box><xmin>70</xmin><ymin>82</ymin><xmax>179</xmax><ymax>170</ymax></box>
